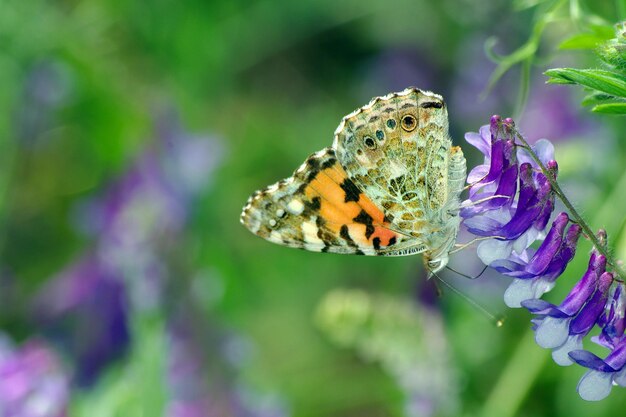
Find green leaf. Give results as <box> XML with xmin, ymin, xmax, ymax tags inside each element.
<box><xmin>559</xmin><ymin>33</ymin><xmax>611</xmax><ymax>50</ymax></box>
<box><xmin>581</xmin><ymin>92</ymin><xmax>614</xmax><ymax>106</ymax></box>
<box><xmin>544</xmin><ymin>68</ymin><xmax>626</xmax><ymax>98</ymax></box>
<box><xmin>592</xmin><ymin>102</ymin><xmax>626</xmax><ymax>114</ymax></box>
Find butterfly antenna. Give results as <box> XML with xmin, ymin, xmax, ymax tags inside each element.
<box><xmin>450</xmin><ymin>235</ymin><xmax>506</xmax><ymax>254</ymax></box>
<box><xmin>431</xmin><ymin>271</ymin><xmax>505</xmax><ymax>327</ymax></box>
<box><xmin>445</xmin><ymin>264</ymin><xmax>489</xmax><ymax>280</ymax></box>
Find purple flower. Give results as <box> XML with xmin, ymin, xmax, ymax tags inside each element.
<box><xmin>0</xmin><ymin>336</ymin><xmax>69</xmax><ymax>417</ymax></box>
<box><xmin>74</xmin><ymin>111</ymin><xmax>222</xmax><ymax>312</ymax></box>
<box><xmin>501</xmin><ymin>215</ymin><xmax>581</xmax><ymax>307</ymax></box>
<box><xmin>462</xmin><ymin>116</ymin><xmax>625</xmax><ymax>401</ymax></box>
<box><xmin>522</xmin><ymin>258</ymin><xmax>610</xmax><ymax>365</ymax></box>
<box><xmin>594</xmin><ymin>283</ymin><xmax>626</xmax><ymax>350</ymax></box>
<box><xmin>570</xmin><ymin>335</ymin><xmax>626</xmax><ymax>401</ymax></box>
<box><xmin>166</xmin><ymin>310</ymin><xmax>289</xmax><ymax>417</ymax></box>
<box><xmin>33</xmin><ymin>254</ymin><xmax>130</xmax><ymax>387</ymax></box>
<box><xmin>462</xmin><ymin>117</ymin><xmax>559</xmax><ymax>272</ymax></box>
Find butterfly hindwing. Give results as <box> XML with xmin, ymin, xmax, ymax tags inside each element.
<box><xmin>241</xmin><ymin>148</ymin><xmax>410</xmax><ymax>255</ymax></box>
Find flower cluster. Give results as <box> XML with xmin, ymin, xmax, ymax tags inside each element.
<box><xmin>461</xmin><ymin>116</ymin><xmax>625</xmax><ymax>401</ymax></box>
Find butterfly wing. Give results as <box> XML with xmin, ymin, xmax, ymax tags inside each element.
<box><xmin>241</xmin><ymin>148</ymin><xmax>425</xmax><ymax>255</ymax></box>
<box><xmin>332</xmin><ymin>88</ymin><xmax>466</xmax><ymax>263</ymax></box>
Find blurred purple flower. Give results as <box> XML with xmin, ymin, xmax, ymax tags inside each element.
<box><xmin>33</xmin><ymin>255</ymin><xmax>130</xmax><ymax>387</ymax></box>
<box><xmin>34</xmin><ymin>109</ymin><xmax>223</xmax><ymax>389</ymax></box>
<box><xmin>461</xmin><ymin>116</ymin><xmax>625</xmax><ymax>401</ymax></box>
<box><xmin>166</xmin><ymin>310</ymin><xmax>289</xmax><ymax>417</ymax></box>
<box><xmin>0</xmin><ymin>336</ymin><xmax>69</xmax><ymax>417</ymax></box>
<box><xmin>519</xmin><ymin>82</ymin><xmax>593</xmax><ymax>143</ymax></box>
<box><xmin>363</xmin><ymin>47</ymin><xmax>437</xmax><ymax>94</ymax></box>
<box><xmin>75</xmin><ymin>110</ymin><xmax>223</xmax><ymax>311</ymax></box>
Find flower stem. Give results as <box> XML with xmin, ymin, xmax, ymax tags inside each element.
<box><xmin>513</xmin><ymin>131</ymin><xmax>625</xmax><ymax>280</ymax></box>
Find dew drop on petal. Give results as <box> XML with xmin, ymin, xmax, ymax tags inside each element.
<box><xmin>577</xmin><ymin>370</ymin><xmax>614</xmax><ymax>401</ymax></box>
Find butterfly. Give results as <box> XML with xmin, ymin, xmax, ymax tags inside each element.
<box><xmin>240</xmin><ymin>88</ymin><xmax>466</xmax><ymax>273</ymax></box>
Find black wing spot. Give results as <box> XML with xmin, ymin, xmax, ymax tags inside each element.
<box><xmin>353</xmin><ymin>210</ymin><xmax>375</xmax><ymax>239</ymax></box>
<box><xmin>372</xmin><ymin>237</ymin><xmax>381</xmax><ymax>250</ymax></box>
<box><xmin>321</xmin><ymin>157</ymin><xmax>336</xmax><ymax>170</ymax></box>
<box><xmin>340</xmin><ymin>224</ymin><xmax>358</xmax><ymax>249</ymax></box>
<box><xmin>340</xmin><ymin>178</ymin><xmax>361</xmax><ymax>203</ymax></box>
<box><xmin>306</xmin><ymin>170</ymin><xmax>319</xmax><ymax>182</ymax></box>
<box><xmin>305</xmin><ymin>196</ymin><xmax>321</xmax><ymax>212</ymax></box>
<box><xmin>388</xmin><ymin>237</ymin><xmax>397</xmax><ymax>246</ymax></box>
<box><xmin>420</xmin><ymin>101</ymin><xmax>443</xmax><ymax>109</ymax></box>
<box><xmin>340</xmin><ymin>224</ymin><xmax>352</xmax><ymax>241</ymax></box>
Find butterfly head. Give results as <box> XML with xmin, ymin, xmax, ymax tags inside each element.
<box><xmin>424</xmin><ymin>254</ymin><xmax>449</xmax><ymax>276</ymax></box>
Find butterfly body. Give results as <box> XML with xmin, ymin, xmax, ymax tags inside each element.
<box><xmin>241</xmin><ymin>88</ymin><xmax>466</xmax><ymax>273</ymax></box>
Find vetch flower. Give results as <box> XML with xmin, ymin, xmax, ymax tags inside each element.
<box><xmin>33</xmin><ymin>254</ymin><xmax>130</xmax><ymax>387</ymax></box>
<box><xmin>500</xmin><ymin>214</ymin><xmax>581</xmax><ymax>307</ymax></box>
<box><xmin>523</xmin><ymin>259</ymin><xmax>611</xmax><ymax>365</ymax></box>
<box><xmin>594</xmin><ymin>283</ymin><xmax>626</xmax><ymax>350</ymax></box>
<box><xmin>461</xmin><ymin>115</ymin><xmax>626</xmax><ymax>401</ymax></box>
<box><xmin>0</xmin><ymin>335</ymin><xmax>69</xmax><ymax>417</ymax></box>
<box><xmin>569</xmin><ymin>336</ymin><xmax>626</xmax><ymax>401</ymax></box>
<box><xmin>462</xmin><ymin>117</ymin><xmax>559</xmax><ymax>269</ymax></box>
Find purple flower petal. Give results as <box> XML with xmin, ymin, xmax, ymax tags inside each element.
<box><xmin>604</xmin><ymin>336</ymin><xmax>626</xmax><ymax>371</ymax></box>
<box><xmin>518</xmin><ymin>139</ymin><xmax>555</xmax><ymax>167</ymax></box>
<box><xmin>464</xmin><ymin>126</ymin><xmax>491</xmax><ymax>157</ymax></box>
<box><xmin>569</xmin><ymin>350</ymin><xmax>615</xmax><ymax>371</ymax></box>
<box><xmin>523</xmin><ymin>213</ymin><xmax>569</xmax><ymax>277</ymax></box>
<box><xmin>570</xmin><ymin>272</ymin><xmax>613</xmax><ymax>335</ymax></box>
<box><xmin>558</xmin><ymin>253</ymin><xmax>606</xmax><ymax>317</ymax></box>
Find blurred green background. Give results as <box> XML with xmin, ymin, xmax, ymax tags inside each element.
<box><xmin>1</xmin><ymin>0</ymin><xmax>626</xmax><ymax>416</ymax></box>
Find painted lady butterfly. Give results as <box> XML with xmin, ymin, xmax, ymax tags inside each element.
<box><xmin>240</xmin><ymin>88</ymin><xmax>466</xmax><ymax>273</ymax></box>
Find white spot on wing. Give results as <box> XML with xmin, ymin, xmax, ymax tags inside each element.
<box><xmin>287</xmin><ymin>199</ymin><xmax>304</xmax><ymax>215</ymax></box>
<box><xmin>302</xmin><ymin>219</ymin><xmax>324</xmax><ymax>245</ymax></box>
<box><xmin>268</xmin><ymin>231</ymin><xmax>283</xmax><ymax>243</ymax></box>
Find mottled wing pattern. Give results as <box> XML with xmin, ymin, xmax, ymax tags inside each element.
<box><xmin>241</xmin><ymin>148</ymin><xmax>409</xmax><ymax>255</ymax></box>
<box><xmin>333</xmin><ymin>88</ymin><xmax>466</xmax><ymax>268</ymax></box>
<box><xmin>240</xmin><ymin>87</ymin><xmax>466</xmax><ymax>271</ymax></box>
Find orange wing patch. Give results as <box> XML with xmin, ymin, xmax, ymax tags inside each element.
<box><xmin>240</xmin><ymin>148</ymin><xmax>399</xmax><ymax>255</ymax></box>
<box><xmin>305</xmin><ymin>160</ymin><xmax>398</xmax><ymax>251</ymax></box>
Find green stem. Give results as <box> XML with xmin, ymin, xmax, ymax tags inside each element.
<box><xmin>514</xmin><ymin>131</ymin><xmax>624</xmax><ymax>280</ymax></box>
<box><xmin>480</xmin><ymin>327</ymin><xmax>549</xmax><ymax>417</ymax></box>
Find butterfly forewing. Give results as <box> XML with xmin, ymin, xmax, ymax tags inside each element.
<box><xmin>241</xmin><ymin>148</ymin><xmax>411</xmax><ymax>255</ymax></box>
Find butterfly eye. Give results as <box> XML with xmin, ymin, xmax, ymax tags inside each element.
<box><xmin>363</xmin><ymin>136</ymin><xmax>376</xmax><ymax>149</ymax></box>
<box><xmin>401</xmin><ymin>115</ymin><xmax>417</xmax><ymax>132</ymax></box>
